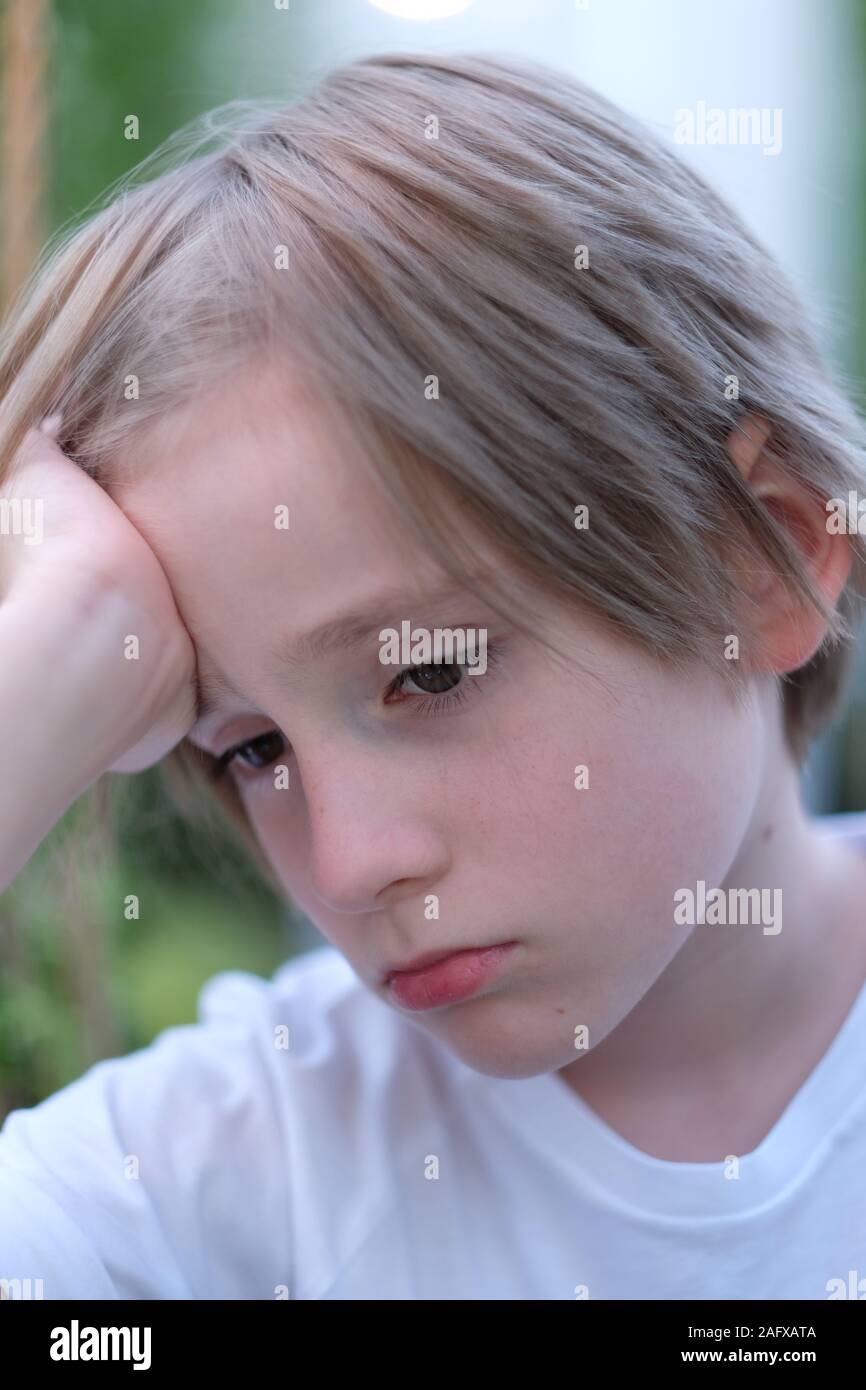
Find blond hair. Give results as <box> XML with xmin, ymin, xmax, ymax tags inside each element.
<box><xmin>2</xmin><ymin>50</ymin><xmax>865</xmax><ymax>832</ymax></box>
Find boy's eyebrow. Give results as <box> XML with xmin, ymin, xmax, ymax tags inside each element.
<box><xmin>192</xmin><ymin>580</ymin><xmax>484</xmax><ymax>727</ymax></box>
<box><xmin>193</xmin><ymin>668</ymin><xmax>244</xmax><ymax>728</ymax></box>
<box><xmin>270</xmin><ymin>581</ymin><xmax>477</xmax><ymax>671</ymax></box>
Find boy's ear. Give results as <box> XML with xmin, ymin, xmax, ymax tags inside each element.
<box><xmin>725</xmin><ymin>413</ymin><xmax>852</xmax><ymax>674</ymax></box>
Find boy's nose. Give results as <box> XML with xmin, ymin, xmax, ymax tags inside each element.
<box><xmin>302</xmin><ymin>764</ymin><xmax>451</xmax><ymax>916</ymax></box>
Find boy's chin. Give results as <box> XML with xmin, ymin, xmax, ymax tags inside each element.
<box><xmin>416</xmin><ymin>1005</ymin><xmax>593</xmax><ymax>1081</ymax></box>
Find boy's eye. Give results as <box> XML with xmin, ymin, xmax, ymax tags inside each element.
<box><xmin>212</xmin><ymin>730</ymin><xmax>286</xmax><ymax>779</ymax></box>
<box><xmin>397</xmin><ymin>662</ymin><xmax>464</xmax><ymax>696</ymax></box>
<box><xmin>235</xmin><ymin>731</ymin><xmax>286</xmax><ymax>767</ymax></box>
<box><xmin>209</xmin><ymin>647</ymin><xmax>498</xmax><ymax>781</ymax></box>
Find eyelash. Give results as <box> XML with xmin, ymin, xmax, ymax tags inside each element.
<box><xmin>209</xmin><ymin>643</ymin><xmax>501</xmax><ymax>781</ymax></box>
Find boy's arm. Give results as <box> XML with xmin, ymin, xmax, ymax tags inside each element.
<box><xmin>0</xmin><ymin>425</ymin><xmax>197</xmax><ymax>896</ymax></box>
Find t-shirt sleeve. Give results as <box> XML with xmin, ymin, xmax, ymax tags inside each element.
<box><xmin>0</xmin><ymin>972</ymin><xmax>294</xmax><ymax>1300</ymax></box>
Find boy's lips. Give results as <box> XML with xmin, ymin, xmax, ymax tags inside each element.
<box><xmin>384</xmin><ymin>941</ymin><xmax>519</xmax><ymax>1011</ymax></box>
<box><xmin>382</xmin><ymin>940</ymin><xmax>516</xmax><ymax>982</ymax></box>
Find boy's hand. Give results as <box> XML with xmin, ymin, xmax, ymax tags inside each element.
<box><xmin>2</xmin><ymin>420</ymin><xmax>198</xmax><ymax>776</ymax></box>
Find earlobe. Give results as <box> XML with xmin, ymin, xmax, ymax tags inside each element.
<box><xmin>724</xmin><ymin>413</ymin><xmax>853</xmax><ymax>675</ymax></box>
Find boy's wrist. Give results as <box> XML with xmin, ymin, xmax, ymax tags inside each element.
<box><xmin>0</xmin><ymin>579</ymin><xmax>139</xmax><ymax>791</ymax></box>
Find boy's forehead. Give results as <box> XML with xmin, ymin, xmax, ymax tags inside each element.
<box><xmin>110</xmin><ymin>397</ymin><xmax>389</xmax><ymax>578</ymax></box>
<box><xmin>118</xmin><ymin>362</ymin><xmax>337</xmax><ymax>485</ymax></box>
<box><xmin>188</xmin><ymin>576</ymin><xmax>487</xmax><ymax>726</ymax></box>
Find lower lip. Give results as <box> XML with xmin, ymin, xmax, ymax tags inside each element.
<box><xmin>387</xmin><ymin>943</ymin><xmax>517</xmax><ymax>1011</ymax></box>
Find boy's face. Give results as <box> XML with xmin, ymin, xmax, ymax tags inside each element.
<box><xmin>113</xmin><ymin>363</ymin><xmax>766</xmax><ymax>1078</ymax></box>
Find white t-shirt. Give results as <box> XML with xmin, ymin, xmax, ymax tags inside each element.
<box><xmin>2</xmin><ymin>814</ymin><xmax>866</xmax><ymax>1301</ymax></box>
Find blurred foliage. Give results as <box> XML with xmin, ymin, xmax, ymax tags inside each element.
<box><xmin>51</xmin><ymin>0</ymin><xmax>235</xmax><ymax>220</ymax></box>
<box><xmin>0</xmin><ymin>0</ymin><xmax>309</xmax><ymax>1117</ymax></box>
<box><xmin>828</xmin><ymin>0</ymin><xmax>866</xmax><ymax>812</ymax></box>
<box><xmin>0</xmin><ymin>767</ymin><xmax>299</xmax><ymax>1116</ymax></box>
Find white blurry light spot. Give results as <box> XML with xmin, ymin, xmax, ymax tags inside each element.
<box><xmin>366</xmin><ymin>0</ymin><xmax>475</xmax><ymax>19</ymax></box>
